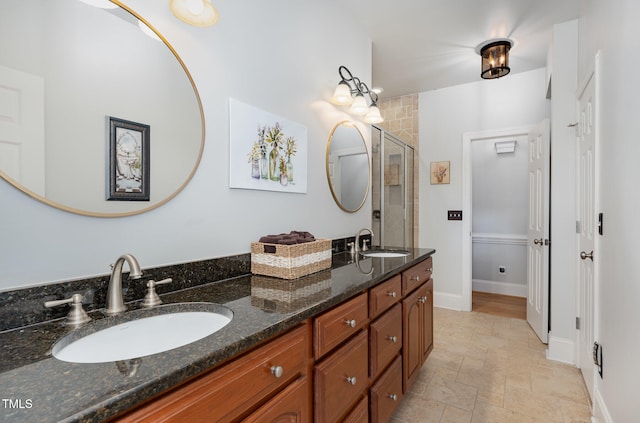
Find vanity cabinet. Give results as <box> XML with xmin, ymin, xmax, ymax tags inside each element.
<box><xmin>113</xmin><ymin>254</ymin><xmax>434</xmax><ymax>423</ymax></box>
<box><xmin>113</xmin><ymin>323</ymin><xmax>310</xmax><ymax>423</ymax></box>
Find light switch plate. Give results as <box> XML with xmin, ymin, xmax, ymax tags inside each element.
<box><xmin>448</xmin><ymin>210</ymin><xmax>462</xmax><ymax>220</ymax></box>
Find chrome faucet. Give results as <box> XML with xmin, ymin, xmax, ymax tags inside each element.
<box><xmin>106</xmin><ymin>253</ymin><xmax>143</xmax><ymax>315</ymax></box>
<box><xmin>355</xmin><ymin>228</ymin><xmax>374</xmax><ymax>254</ymax></box>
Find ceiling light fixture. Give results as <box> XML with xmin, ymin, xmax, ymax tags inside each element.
<box><xmin>330</xmin><ymin>66</ymin><xmax>383</xmax><ymax>124</ymax></box>
<box><xmin>170</xmin><ymin>0</ymin><xmax>219</xmax><ymax>27</ymax></box>
<box><xmin>476</xmin><ymin>39</ymin><xmax>513</xmax><ymax>80</ymax></box>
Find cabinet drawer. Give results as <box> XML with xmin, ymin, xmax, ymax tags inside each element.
<box><xmin>342</xmin><ymin>395</ymin><xmax>369</xmax><ymax>423</ymax></box>
<box><xmin>314</xmin><ymin>330</ymin><xmax>368</xmax><ymax>423</ymax></box>
<box><xmin>402</xmin><ymin>256</ymin><xmax>433</xmax><ymax>295</ymax></box>
<box><xmin>243</xmin><ymin>376</ymin><xmax>309</xmax><ymax>423</ymax></box>
<box><xmin>116</xmin><ymin>324</ymin><xmax>308</xmax><ymax>423</ymax></box>
<box><xmin>314</xmin><ymin>292</ymin><xmax>368</xmax><ymax>359</ymax></box>
<box><xmin>369</xmin><ymin>275</ymin><xmax>401</xmax><ymax>318</ymax></box>
<box><xmin>369</xmin><ymin>303</ymin><xmax>402</xmax><ymax>379</ymax></box>
<box><xmin>370</xmin><ymin>355</ymin><xmax>403</xmax><ymax>423</ymax></box>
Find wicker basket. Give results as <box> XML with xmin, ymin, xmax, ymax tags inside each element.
<box><xmin>251</xmin><ymin>239</ymin><xmax>332</xmax><ymax>279</ymax></box>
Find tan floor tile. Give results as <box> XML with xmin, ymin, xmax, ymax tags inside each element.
<box><xmin>396</xmin><ymin>307</ymin><xmax>593</xmax><ymax>423</ymax></box>
<box><xmin>503</xmin><ymin>386</ymin><xmax>564</xmax><ymax>422</ymax></box>
<box><xmin>441</xmin><ymin>405</ymin><xmax>473</xmax><ymax>423</ymax></box>
<box><xmin>423</xmin><ymin>375</ymin><xmax>479</xmax><ymax>411</ymax></box>
<box><xmin>392</xmin><ymin>391</ymin><xmax>445</xmax><ymax>422</ymax></box>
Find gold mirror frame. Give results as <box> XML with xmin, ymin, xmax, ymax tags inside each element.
<box><xmin>326</xmin><ymin>121</ymin><xmax>370</xmax><ymax>213</ymax></box>
<box><xmin>0</xmin><ymin>0</ymin><xmax>205</xmax><ymax>218</ymax></box>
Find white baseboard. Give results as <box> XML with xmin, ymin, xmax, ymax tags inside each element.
<box><xmin>592</xmin><ymin>387</ymin><xmax>613</xmax><ymax>423</ymax></box>
<box><xmin>472</xmin><ymin>279</ymin><xmax>527</xmax><ymax>297</ymax></box>
<box><xmin>546</xmin><ymin>334</ymin><xmax>575</xmax><ymax>364</ymax></box>
<box><xmin>434</xmin><ymin>292</ymin><xmax>463</xmax><ymax>311</ymax></box>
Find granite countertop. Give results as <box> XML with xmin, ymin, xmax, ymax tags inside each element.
<box><xmin>0</xmin><ymin>248</ymin><xmax>435</xmax><ymax>423</ymax></box>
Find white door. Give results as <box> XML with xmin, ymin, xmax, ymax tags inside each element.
<box><xmin>577</xmin><ymin>71</ymin><xmax>597</xmax><ymax>399</ymax></box>
<box><xmin>0</xmin><ymin>65</ymin><xmax>45</xmax><ymax>196</ymax></box>
<box><xmin>526</xmin><ymin>119</ymin><xmax>550</xmax><ymax>343</ymax></box>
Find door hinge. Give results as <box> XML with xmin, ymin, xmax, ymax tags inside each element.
<box><xmin>575</xmin><ymin>317</ymin><xmax>580</xmax><ymax>330</ymax></box>
<box><xmin>576</xmin><ymin>220</ymin><xmax>581</xmax><ymax>234</ymax></box>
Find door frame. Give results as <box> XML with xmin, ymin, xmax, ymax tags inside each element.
<box><xmin>461</xmin><ymin>124</ymin><xmax>536</xmax><ymax>312</ymax></box>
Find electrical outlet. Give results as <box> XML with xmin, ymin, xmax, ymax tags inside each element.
<box><xmin>499</xmin><ymin>266</ymin><xmax>506</xmax><ymax>274</ymax></box>
<box><xmin>447</xmin><ymin>210</ymin><xmax>462</xmax><ymax>220</ymax></box>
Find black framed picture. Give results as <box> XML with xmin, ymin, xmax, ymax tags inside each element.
<box><xmin>107</xmin><ymin>116</ymin><xmax>150</xmax><ymax>201</ymax></box>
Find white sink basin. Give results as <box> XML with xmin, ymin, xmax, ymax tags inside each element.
<box><xmin>360</xmin><ymin>249</ymin><xmax>410</xmax><ymax>258</ymax></box>
<box><xmin>52</xmin><ymin>303</ymin><xmax>233</xmax><ymax>363</ymax></box>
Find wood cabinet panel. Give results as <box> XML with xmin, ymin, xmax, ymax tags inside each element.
<box><xmin>314</xmin><ymin>330</ymin><xmax>368</xmax><ymax>423</ymax></box>
<box><xmin>422</xmin><ymin>279</ymin><xmax>434</xmax><ymax>360</ymax></box>
<box><xmin>402</xmin><ymin>287</ymin><xmax>423</xmax><ymax>392</ymax></box>
<box><xmin>342</xmin><ymin>395</ymin><xmax>369</xmax><ymax>423</ymax></box>
<box><xmin>370</xmin><ymin>355</ymin><xmax>403</xmax><ymax>423</ymax></box>
<box><xmin>314</xmin><ymin>292</ymin><xmax>368</xmax><ymax>359</ymax></box>
<box><xmin>401</xmin><ymin>256</ymin><xmax>433</xmax><ymax>295</ymax></box>
<box><xmin>243</xmin><ymin>376</ymin><xmax>310</xmax><ymax>423</ymax></box>
<box><xmin>369</xmin><ymin>275</ymin><xmax>401</xmax><ymax>319</ymax></box>
<box><xmin>369</xmin><ymin>303</ymin><xmax>402</xmax><ymax>379</ymax></box>
<box><xmin>115</xmin><ymin>324</ymin><xmax>308</xmax><ymax>423</ymax></box>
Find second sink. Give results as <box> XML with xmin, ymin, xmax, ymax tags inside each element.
<box><xmin>360</xmin><ymin>249</ymin><xmax>410</xmax><ymax>258</ymax></box>
<box><xmin>52</xmin><ymin>303</ymin><xmax>233</xmax><ymax>364</ymax></box>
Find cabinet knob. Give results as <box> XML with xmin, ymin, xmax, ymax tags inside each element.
<box><xmin>346</xmin><ymin>376</ymin><xmax>357</xmax><ymax>385</ymax></box>
<box><xmin>411</xmin><ymin>275</ymin><xmax>420</xmax><ymax>282</ymax></box>
<box><xmin>270</xmin><ymin>365</ymin><xmax>284</xmax><ymax>378</ymax></box>
<box><xmin>344</xmin><ymin>319</ymin><xmax>357</xmax><ymax>328</ymax></box>
<box><xmin>386</xmin><ymin>335</ymin><xmax>398</xmax><ymax>343</ymax></box>
<box><xmin>386</xmin><ymin>291</ymin><xmax>397</xmax><ymax>298</ymax></box>
<box><xmin>387</xmin><ymin>394</ymin><xmax>398</xmax><ymax>401</ymax></box>
<box><xmin>419</xmin><ymin>295</ymin><xmax>427</xmax><ymax>304</ymax></box>
<box><xmin>427</xmin><ymin>267</ymin><xmax>433</xmax><ymax>272</ymax></box>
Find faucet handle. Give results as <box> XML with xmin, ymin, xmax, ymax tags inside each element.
<box><xmin>362</xmin><ymin>239</ymin><xmax>369</xmax><ymax>251</ymax></box>
<box><xmin>142</xmin><ymin>278</ymin><xmax>172</xmax><ymax>308</ymax></box>
<box><xmin>347</xmin><ymin>242</ymin><xmax>355</xmax><ymax>255</ymax></box>
<box><xmin>45</xmin><ymin>293</ymin><xmax>91</xmax><ymax>327</ymax></box>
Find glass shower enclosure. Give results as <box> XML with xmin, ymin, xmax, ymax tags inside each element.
<box><xmin>371</xmin><ymin>126</ymin><xmax>415</xmax><ymax>249</ymax></box>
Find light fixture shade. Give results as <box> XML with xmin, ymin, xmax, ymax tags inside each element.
<box><xmin>364</xmin><ymin>105</ymin><xmax>384</xmax><ymax>124</ymax></box>
<box><xmin>170</xmin><ymin>0</ymin><xmax>219</xmax><ymax>27</ymax></box>
<box><xmin>480</xmin><ymin>41</ymin><xmax>511</xmax><ymax>79</ymax></box>
<box><xmin>331</xmin><ymin>82</ymin><xmax>353</xmax><ymax>105</ymax></box>
<box><xmin>350</xmin><ymin>94</ymin><xmax>368</xmax><ymax>115</ymax></box>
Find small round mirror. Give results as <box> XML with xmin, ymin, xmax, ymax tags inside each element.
<box><xmin>326</xmin><ymin>121</ymin><xmax>370</xmax><ymax>212</ymax></box>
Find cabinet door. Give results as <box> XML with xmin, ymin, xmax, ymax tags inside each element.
<box><xmin>243</xmin><ymin>376</ymin><xmax>310</xmax><ymax>423</ymax></box>
<box><xmin>342</xmin><ymin>395</ymin><xmax>369</xmax><ymax>423</ymax></box>
<box><xmin>369</xmin><ymin>303</ymin><xmax>402</xmax><ymax>379</ymax></box>
<box><xmin>421</xmin><ymin>279</ymin><xmax>434</xmax><ymax>362</ymax></box>
<box><xmin>402</xmin><ymin>287</ymin><xmax>422</xmax><ymax>393</ymax></box>
<box><xmin>314</xmin><ymin>330</ymin><xmax>368</xmax><ymax>423</ymax></box>
<box><xmin>370</xmin><ymin>355</ymin><xmax>403</xmax><ymax>423</ymax></box>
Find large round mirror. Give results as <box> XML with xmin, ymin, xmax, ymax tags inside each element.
<box><xmin>326</xmin><ymin>121</ymin><xmax>370</xmax><ymax>212</ymax></box>
<box><xmin>0</xmin><ymin>0</ymin><xmax>204</xmax><ymax>217</ymax></box>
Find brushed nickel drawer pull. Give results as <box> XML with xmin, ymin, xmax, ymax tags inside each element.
<box><xmin>270</xmin><ymin>365</ymin><xmax>284</xmax><ymax>378</ymax></box>
<box><xmin>387</xmin><ymin>335</ymin><xmax>398</xmax><ymax>343</ymax></box>
<box><xmin>387</xmin><ymin>394</ymin><xmax>398</xmax><ymax>401</ymax></box>
<box><xmin>346</xmin><ymin>376</ymin><xmax>357</xmax><ymax>385</ymax></box>
<box><xmin>386</xmin><ymin>291</ymin><xmax>397</xmax><ymax>298</ymax></box>
<box><xmin>344</xmin><ymin>319</ymin><xmax>357</xmax><ymax>328</ymax></box>
<box><xmin>411</xmin><ymin>275</ymin><xmax>420</xmax><ymax>282</ymax></box>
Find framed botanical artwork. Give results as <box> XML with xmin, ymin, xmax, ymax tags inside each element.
<box><xmin>107</xmin><ymin>116</ymin><xmax>150</xmax><ymax>201</ymax></box>
<box><xmin>430</xmin><ymin>160</ymin><xmax>450</xmax><ymax>184</ymax></box>
<box><xmin>229</xmin><ymin>98</ymin><xmax>308</xmax><ymax>193</ymax></box>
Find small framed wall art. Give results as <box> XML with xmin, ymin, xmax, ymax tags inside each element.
<box><xmin>107</xmin><ymin>116</ymin><xmax>150</xmax><ymax>201</ymax></box>
<box><xmin>430</xmin><ymin>160</ymin><xmax>450</xmax><ymax>185</ymax></box>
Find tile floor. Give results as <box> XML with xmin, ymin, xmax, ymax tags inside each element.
<box><xmin>391</xmin><ymin>307</ymin><xmax>593</xmax><ymax>423</ymax></box>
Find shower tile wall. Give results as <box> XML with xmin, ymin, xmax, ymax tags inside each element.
<box><xmin>378</xmin><ymin>94</ymin><xmax>419</xmax><ymax>248</ymax></box>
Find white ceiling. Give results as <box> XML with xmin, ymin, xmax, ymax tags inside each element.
<box><xmin>343</xmin><ymin>0</ymin><xmax>580</xmax><ymax>98</ymax></box>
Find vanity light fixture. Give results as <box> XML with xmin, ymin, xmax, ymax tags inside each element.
<box><xmin>476</xmin><ymin>39</ymin><xmax>513</xmax><ymax>80</ymax></box>
<box><xmin>330</xmin><ymin>66</ymin><xmax>384</xmax><ymax>124</ymax></box>
<box><xmin>170</xmin><ymin>0</ymin><xmax>219</xmax><ymax>27</ymax></box>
